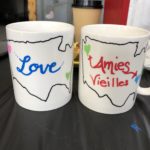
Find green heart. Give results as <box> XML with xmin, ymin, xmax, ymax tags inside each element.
<box><xmin>84</xmin><ymin>44</ymin><xmax>91</xmax><ymax>56</ymax></box>
<box><xmin>66</xmin><ymin>72</ymin><xmax>71</xmax><ymax>80</ymax></box>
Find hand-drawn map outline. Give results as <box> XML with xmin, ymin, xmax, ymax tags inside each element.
<box><xmin>81</xmin><ymin>36</ymin><xmax>147</xmax><ymax>107</ymax></box>
<box><xmin>8</xmin><ymin>36</ymin><xmax>73</xmax><ymax>102</ymax></box>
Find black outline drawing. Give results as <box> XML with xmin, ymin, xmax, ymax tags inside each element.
<box><xmin>13</xmin><ymin>76</ymin><xmax>71</xmax><ymax>102</ymax></box>
<box><xmin>8</xmin><ymin>36</ymin><xmax>73</xmax><ymax>102</ymax></box>
<box><xmin>82</xmin><ymin>36</ymin><xmax>147</xmax><ymax>57</ymax></box>
<box><xmin>81</xmin><ymin>36</ymin><xmax>146</xmax><ymax>107</ymax></box>
<box><xmin>7</xmin><ymin>36</ymin><xmax>73</xmax><ymax>52</ymax></box>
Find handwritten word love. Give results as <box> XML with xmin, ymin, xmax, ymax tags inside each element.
<box><xmin>17</xmin><ymin>55</ymin><xmax>63</xmax><ymax>76</ymax></box>
<box><xmin>88</xmin><ymin>55</ymin><xmax>137</xmax><ymax>79</ymax></box>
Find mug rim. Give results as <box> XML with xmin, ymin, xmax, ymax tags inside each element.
<box><xmin>6</xmin><ymin>21</ymin><xmax>74</xmax><ymax>34</ymax></box>
<box><xmin>82</xmin><ymin>24</ymin><xmax>150</xmax><ymax>39</ymax></box>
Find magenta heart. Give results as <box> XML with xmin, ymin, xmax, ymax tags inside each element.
<box><xmin>7</xmin><ymin>44</ymin><xmax>12</xmax><ymax>54</ymax></box>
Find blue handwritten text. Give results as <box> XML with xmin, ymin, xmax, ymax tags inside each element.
<box><xmin>17</xmin><ymin>55</ymin><xmax>63</xmax><ymax>76</ymax></box>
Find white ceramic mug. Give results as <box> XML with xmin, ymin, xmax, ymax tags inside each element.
<box><xmin>6</xmin><ymin>21</ymin><xmax>74</xmax><ymax>111</ymax></box>
<box><xmin>78</xmin><ymin>24</ymin><xmax>150</xmax><ymax>114</ymax></box>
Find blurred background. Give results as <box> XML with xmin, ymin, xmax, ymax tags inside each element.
<box><xmin>0</xmin><ymin>0</ymin><xmax>150</xmax><ymax>61</ymax></box>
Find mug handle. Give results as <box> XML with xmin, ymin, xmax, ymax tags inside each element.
<box><xmin>137</xmin><ymin>41</ymin><xmax>150</xmax><ymax>95</ymax></box>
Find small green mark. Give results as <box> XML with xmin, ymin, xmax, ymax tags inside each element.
<box><xmin>84</xmin><ymin>44</ymin><xmax>91</xmax><ymax>56</ymax></box>
<box><xmin>66</xmin><ymin>72</ymin><xmax>71</xmax><ymax>80</ymax></box>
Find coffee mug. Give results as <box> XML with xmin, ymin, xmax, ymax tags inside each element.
<box><xmin>78</xmin><ymin>24</ymin><xmax>150</xmax><ymax>114</ymax></box>
<box><xmin>6</xmin><ymin>21</ymin><xmax>74</xmax><ymax>111</ymax></box>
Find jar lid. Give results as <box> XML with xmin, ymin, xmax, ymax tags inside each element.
<box><xmin>72</xmin><ymin>0</ymin><xmax>103</xmax><ymax>8</ymax></box>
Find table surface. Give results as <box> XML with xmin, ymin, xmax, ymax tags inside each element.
<box><xmin>0</xmin><ymin>56</ymin><xmax>150</xmax><ymax>150</ymax></box>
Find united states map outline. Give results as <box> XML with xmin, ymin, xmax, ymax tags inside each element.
<box><xmin>7</xmin><ymin>36</ymin><xmax>73</xmax><ymax>102</ymax></box>
<box><xmin>81</xmin><ymin>36</ymin><xmax>147</xmax><ymax>107</ymax></box>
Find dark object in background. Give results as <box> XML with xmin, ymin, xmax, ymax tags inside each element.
<box><xmin>72</xmin><ymin>0</ymin><xmax>103</xmax><ymax>8</ymax></box>
<box><xmin>0</xmin><ymin>0</ymin><xmax>28</xmax><ymax>24</ymax></box>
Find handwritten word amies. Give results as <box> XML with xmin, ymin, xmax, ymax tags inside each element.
<box><xmin>17</xmin><ymin>55</ymin><xmax>63</xmax><ymax>76</ymax></box>
<box><xmin>88</xmin><ymin>55</ymin><xmax>137</xmax><ymax>79</ymax></box>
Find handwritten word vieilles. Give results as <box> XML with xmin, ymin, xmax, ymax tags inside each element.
<box><xmin>88</xmin><ymin>55</ymin><xmax>137</xmax><ymax>88</ymax></box>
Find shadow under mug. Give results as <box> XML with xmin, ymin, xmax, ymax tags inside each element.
<box><xmin>79</xmin><ymin>24</ymin><xmax>150</xmax><ymax>114</ymax></box>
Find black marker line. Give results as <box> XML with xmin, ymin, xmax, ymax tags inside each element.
<box><xmin>84</xmin><ymin>36</ymin><xmax>138</xmax><ymax>46</ymax></box>
<box><xmin>134</xmin><ymin>44</ymin><xmax>147</xmax><ymax>57</ymax></box>
<box><xmin>8</xmin><ymin>36</ymin><xmax>73</xmax><ymax>52</ymax></box>
<box><xmin>13</xmin><ymin>76</ymin><xmax>71</xmax><ymax>102</ymax></box>
<box><xmin>84</xmin><ymin>79</ymin><xmax>136</xmax><ymax>107</ymax></box>
<box><xmin>84</xmin><ymin>36</ymin><xmax>146</xmax><ymax>57</ymax></box>
<box><xmin>81</xmin><ymin>36</ymin><xmax>137</xmax><ymax>108</ymax></box>
<box><xmin>8</xmin><ymin>36</ymin><xmax>73</xmax><ymax>102</ymax></box>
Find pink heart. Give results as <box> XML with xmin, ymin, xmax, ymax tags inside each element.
<box><xmin>7</xmin><ymin>44</ymin><xmax>12</xmax><ymax>54</ymax></box>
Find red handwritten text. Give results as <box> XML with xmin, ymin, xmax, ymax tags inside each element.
<box><xmin>90</xmin><ymin>74</ymin><xmax>128</xmax><ymax>87</ymax></box>
<box><xmin>88</xmin><ymin>55</ymin><xmax>137</xmax><ymax>79</ymax></box>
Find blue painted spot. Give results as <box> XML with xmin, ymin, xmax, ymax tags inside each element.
<box><xmin>130</xmin><ymin>122</ymin><xmax>142</xmax><ymax>133</ymax></box>
<box><xmin>134</xmin><ymin>75</ymin><xmax>141</xmax><ymax>84</ymax></box>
